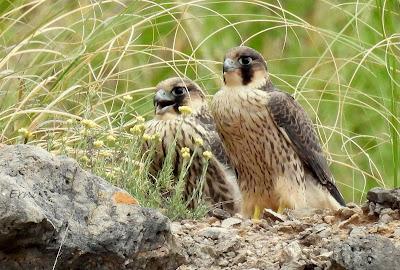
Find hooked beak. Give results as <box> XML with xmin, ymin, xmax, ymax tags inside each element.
<box><xmin>154</xmin><ymin>89</ymin><xmax>176</xmax><ymax>114</ymax></box>
<box><xmin>223</xmin><ymin>58</ymin><xmax>238</xmax><ymax>73</ymax></box>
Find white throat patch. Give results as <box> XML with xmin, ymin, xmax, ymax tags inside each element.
<box><xmin>222</xmin><ymin>74</ymin><xmax>270</xmax><ymax>92</ymax></box>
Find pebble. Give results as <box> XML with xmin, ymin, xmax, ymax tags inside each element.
<box><xmin>283</xmin><ymin>241</ymin><xmax>302</xmax><ymax>261</ymax></box>
<box><xmin>221</xmin><ymin>217</ymin><xmax>242</xmax><ymax>228</ymax></box>
<box><xmin>218</xmin><ymin>258</ymin><xmax>229</xmax><ymax>266</ymax></box>
<box><xmin>337</xmin><ymin>207</ymin><xmax>358</xmax><ymax>219</ymax></box>
<box><xmin>263</xmin><ymin>208</ymin><xmax>287</xmax><ymax>222</ymax></box>
<box><xmin>232</xmin><ymin>250</ymin><xmax>247</xmax><ymax>264</ymax></box>
<box><xmin>198</xmin><ymin>227</ymin><xmax>230</xmax><ymax>240</ymax></box>
<box><xmin>210</xmin><ymin>208</ymin><xmax>232</xmax><ymax>220</ymax></box>
<box><xmin>379</xmin><ymin>213</ymin><xmax>393</xmax><ymax>224</ymax></box>
<box><xmin>323</xmin><ymin>215</ymin><xmax>335</xmax><ymax>224</ymax></box>
<box><xmin>349</xmin><ymin>226</ymin><xmax>367</xmax><ymax>237</ymax></box>
<box><xmin>241</xmin><ymin>219</ymin><xmax>253</xmax><ymax>228</ymax></box>
<box><xmin>338</xmin><ymin>213</ymin><xmax>360</xmax><ymax>228</ymax></box>
<box><xmin>171</xmin><ymin>222</ymin><xmax>182</xmax><ymax>234</ymax></box>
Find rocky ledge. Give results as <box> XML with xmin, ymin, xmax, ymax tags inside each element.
<box><xmin>0</xmin><ymin>145</ymin><xmax>183</xmax><ymax>270</ymax></box>
<box><xmin>1</xmin><ymin>144</ymin><xmax>399</xmax><ymax>270</ymax></box>
<box><xmin>174</xmin><ymin>188</ymin><xmax>400</xmax><ymax>270</ymax></box>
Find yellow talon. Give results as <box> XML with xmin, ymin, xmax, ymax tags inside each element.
<box><xmin>252</xmin><ymin>205</ymin><xmax>261</xmax><ymax>220</ymax></box>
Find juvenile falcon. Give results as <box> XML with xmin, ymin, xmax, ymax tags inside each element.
<box><xmin>211</xmin><ymin>46</ymin><xmax>346</xmax><ymax>219</ymax></box>
<box><xmin>144</xmin><ymin>77</ymin><xmax>240</xmax><ymax>213</ymax></box>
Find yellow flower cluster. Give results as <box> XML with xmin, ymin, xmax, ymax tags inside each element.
<box><xmin>202</xmin><ymin>151</ymin><xmax>213</xmax><ymax>160</ymax></box>
<box><xmin>81</xmin><ymin>119</ymin><xmax>96</xmax><ymax>129</ymax></box>
<box><xmin>142</xmin><ymin>134</ymin><xmax>151</xmax><ymax>141</ymax></box>
<box><xmin>194</xmin><ymin>137</ymin><xmax>204</xmax><ymax>146</ymax></box>
<box><xmin>93</xmin><ymin>140</ymin><xmax>104</xmax><ymax>148</ymax></box>
<box><xmin>99</xmin><ymin>150</ymin><xmax>112</xmax><ymax>158</ymax></box>
<box><xmin>130</xmin><ymin>124</ymin><xmax>145</xmax><ymax>135</ymax></box>
<box><xmin>80</xmin><ymin>129</ymin><xmax>88</xmax><ymax>136</ymax></box>
<box><xmin>80</xmin><ymin>155</ymin><xmax>90</xmax><ymax>163</ymax></box>
<box><xmin>178</xmin><ymin>106</ymin><xmax>192</xmax><ymax>116</ymax></box>
<box><xmin>123</xmin><ymin>95</ymin><xmax>133</xmax><ymax>101</ymax></box>
<box><xmin>142</xmin><ymin>133</ymin><xmax>161</xmax><ymax>142</ymax></box>
<box><xmin>181</xmin><ymin>147</ymin><xmax>190</xmax><ymax>159</ymax></box>
<box><xmin>135</xmin><ymin>116</ymin><xmax>145</xmax><ymax>122</ymax></box>
<box><xmin>151</xmin><ymin>133</ymin><xmax>161</xmax><ymax>143</ymax></box>
<box><xmin>106</xmin><ymin>134</ymin><xmax>116</xmax><ymax>142</ymax></box>
<box><xmin>18</xmin><ymin>128</ymin><xmax>32</xmax><ymax>139</ymax></box>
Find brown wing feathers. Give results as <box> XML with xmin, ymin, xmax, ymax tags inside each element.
<box><xmin>267</xmin><ymin>91</ymin><xmax>346</xmax><ymax>206</ymax></box>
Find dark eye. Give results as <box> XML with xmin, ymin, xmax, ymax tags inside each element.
<box><xmin>238</xmin><ymin>56</ymin><xmax>253</xmax><ymax>65</ymax></box>
<box><xmin>172</xmin><ymin>87</ymin><xmax>186</xmax><ymax>96</ymax></box>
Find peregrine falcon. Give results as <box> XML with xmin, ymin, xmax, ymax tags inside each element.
<box><xmin>144</xmin><ymin>77</ymin><xmax>240</xmax><ymax>213</ymax></box>
<box><xmin>211</xmin><ymin>46</ymin><xmax>345</xmax><ymax>219</ymax></box>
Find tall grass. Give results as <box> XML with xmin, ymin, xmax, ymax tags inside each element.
<box><xmin>0</xmin><ymin>0</ymin><xmax>399</xmax><ymax>211</ymax></box>
<box><xmin>375</xmin><ymin>0</ymin><xmax>399</xmax><ymax>188</ymax></box>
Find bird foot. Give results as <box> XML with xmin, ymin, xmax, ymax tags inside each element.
<box><xmin>252</xmin><ymin>205</ymin><xmax>261</xmax><ymax>220</ymax></box>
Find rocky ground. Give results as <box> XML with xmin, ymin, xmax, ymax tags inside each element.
<box><xmin>1</xmin><ymin>144</ymin><xmax>399</xmax><ymax>270</ymax></box>
<box><xmin>173</xmin><ymin>190</ymin><xmax>400</xmax><ymax>270</ymax></box>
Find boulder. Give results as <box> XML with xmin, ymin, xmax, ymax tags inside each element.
<box><xmin>0</xmin><ymin>145</ymin><xmax>184</xmax><ymax>269</ymax></box>
<box><xmin>330</xmin><ymin>235</ymin><xmax>400</xmax><ymax>270</ymax></box>
<box><xmin>367</xmin><ymin>187</ymin><xmax>400</xmax><ymax>210</ymax></box>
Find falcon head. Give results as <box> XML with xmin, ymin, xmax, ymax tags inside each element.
<box><xmin>222</xmin><ymin>46</ymin><xmax>269</xmax><ymax>89</ymax></box>
<box><xmin>153</xmin><ymin>77</ymin><xmax>205</xmax><ymax>120</ymax></box>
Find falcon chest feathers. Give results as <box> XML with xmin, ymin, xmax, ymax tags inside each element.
<box><xmin>211</xmin><ymin>47</ymin><xmax>345</xmax><ymax>218</ymax></box>
<box><xmin>145</xmin><ymin>77</ymin><xmax>240</xmax><ymax>213</ymax></box>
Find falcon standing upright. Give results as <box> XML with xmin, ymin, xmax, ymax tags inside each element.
<box><xmin>144</xmin><ymin>77</ymin><xmax>240</xmax><ymax>213</ymax></box>
<box><xmin>211</xmin><ymin>46</ymin><xmax>345</xmax><ymax>219</ymax></box>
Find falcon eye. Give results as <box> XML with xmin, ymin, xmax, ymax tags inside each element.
<box><xmin>172</xmin><ymin>87</ymin><xmax>186</xmax><ymax>96</ymax></box>
<box><xmin>238</xmin><ymin>56</ymin><xmax>253</xmax><ymax>66</ymax></box>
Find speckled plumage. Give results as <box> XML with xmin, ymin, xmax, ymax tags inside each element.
<box><xmin>144</xmin><ymin>77</ymin><xmax>240</xmax><ymax>213</ymax></box>
<box><xmin>211</xmin><ymin>47</ymin><xmax>345</xmax><ymax>217</ymax></box>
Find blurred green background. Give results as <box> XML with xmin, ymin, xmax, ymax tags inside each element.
<box><xmin>0</xmin><ymin>0</ymin><xmax>399</xmax><ymax>203</ymax></box>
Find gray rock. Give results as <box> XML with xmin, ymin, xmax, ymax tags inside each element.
<box><xmin>209</xmin><ymin>208</ymin><xmax>231</xmax><ymax>220</ymax></box>
<box><xmin>283</xmin><ymin>240</ymin><xmax>302</xmax><ymax>262</ymax></box>
<box><xmin>349</xmin><ymin>227</ymin><xmax>367</xmax><ymax>238</ymax></box>
<box><xmin>367</xmin><ymin>187</ymin><xmax>400</xmax><ymax>210</ymax></box>
<box><xmin>379</xmin><ymin>213</ymin><xmax>393</xmax><ymax>224</ymax></box>
<box><xmin>263</xmin><ymin>208</ymin><xmax>287</xmax><ymax>222</ymax></box>
<box><xmin>216</xmin><ymin>234</ymin><xmax>240</xmax><ymax>253</ymax></box>
<box><xmin>221</xmin><ymin>217</ymin><xmax>242</xmax><ymax>228</ymax></box>
<box><xmin>218</xmin><ymin>258</ymin><xmax>229</xmax><ymax>266</ymax></box>
<box><xmin>232</xmin><ymin>250</ymin><xmax>247</xmax><ymax>264</ymax></box>
<box><xmin>0</xmin><ymin>145</ymin><xmax>184</xmax><ymax>269</ymax></box>
<box><xmin>198</xmin><ymin>227</ymin><xmax>230</xmax><ymax>240</ymax></box>
<box><xmin>330</xmin><ymin>235</ymin><xmax>400</xmax><ymax>270</ymax></box>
